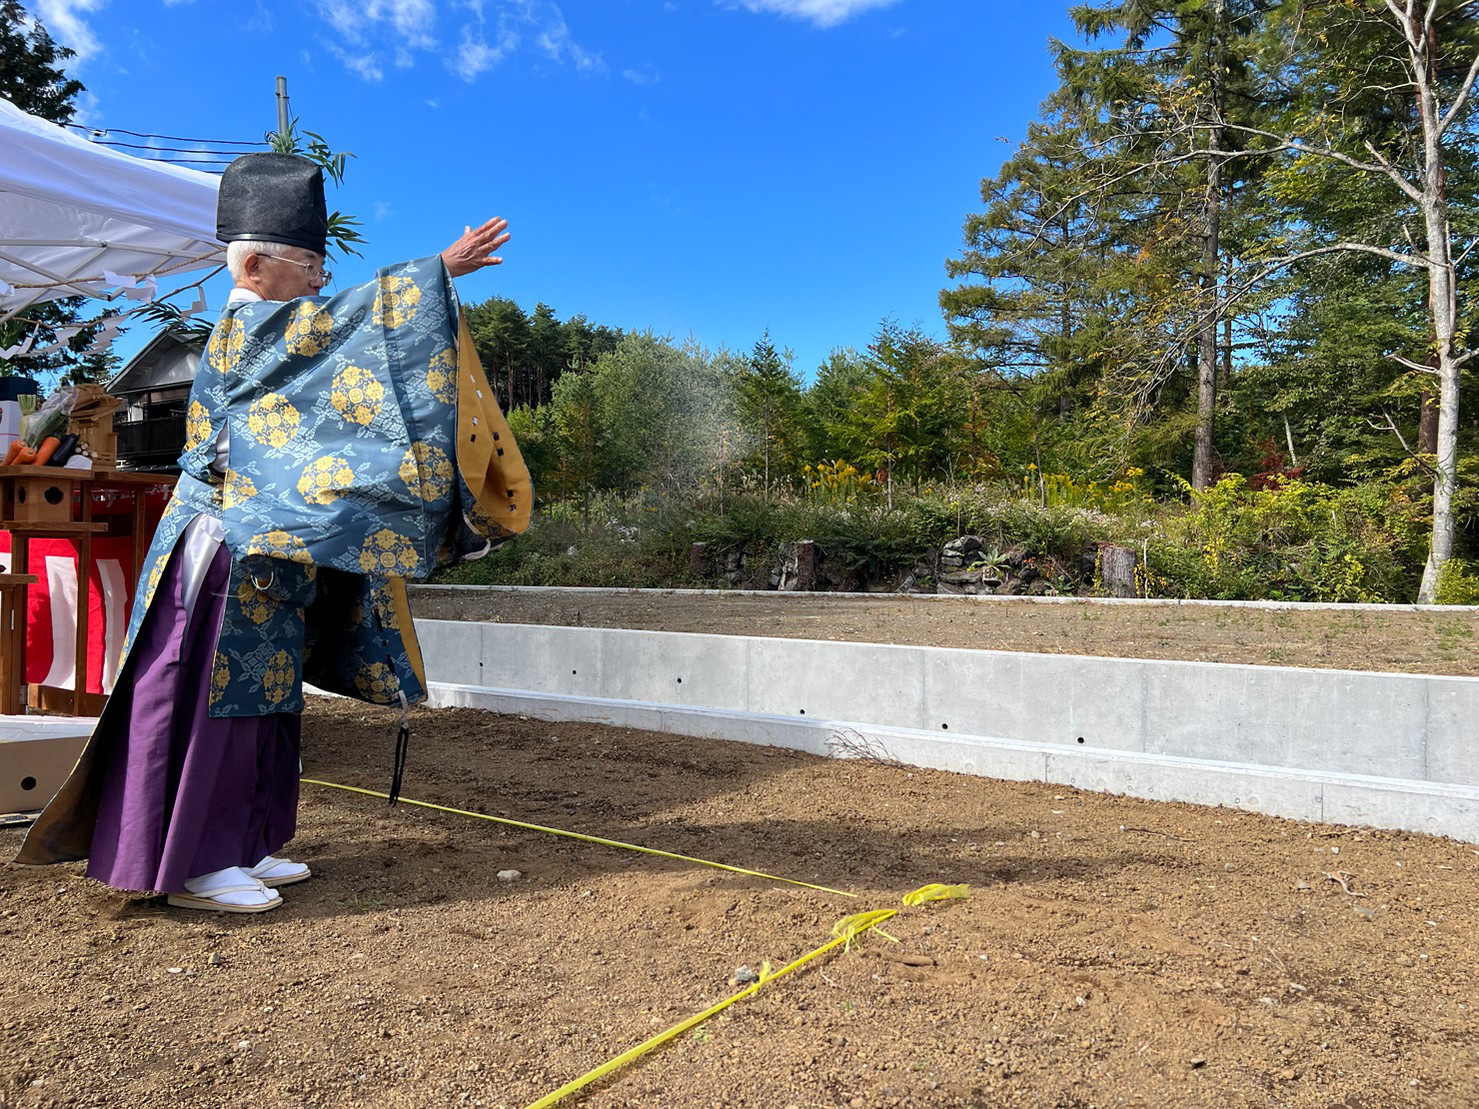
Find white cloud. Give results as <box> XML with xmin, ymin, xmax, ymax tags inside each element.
<box><xmin>727</xmin><ymin>0</ymin><xmax>900</xmax><ymax>28</ymax></box>
<box><xmin>452</xmin><ymin>20</ymin><xmax>517</xmax><ymax>82</ymax></box>
<box><xmin>319</xmin><ymin>0</ymin><xmax>364</xmax><ymax>43</ymax></box>
<box><xmin>622</xmin><ymin>67</ymin><xmax>659</xmax><ymax>87</ymax></box>
<box><xmin>312</xmin><ymin>0</ymin><xmax>600</xmax><ymax>83</ymax></box>
<box><xmin>332</xmin><ymin>48</ymin><xmax>386</xmax><ymax>82</ymax></box>
<box><xmin>318</xmin><ymin>0</ymin><xmax>437</xmax><ymax>47</ymax></box>
<box><xmin>538</xmin><ymin>14</ymin><xmax>603</xmax><ymax>73</ymax></box>
<box><xmin>450</xmin><ymin>2</ymin><xmax>598</xmax><ymax>82</ymax></box>
<box><xmin>31</xmin><ymin>0</ymin><xmax>107</xmax><ymax>61</ymax></box>
<box><xmin>373</xmin><ymin>201</ymin><xmax>395</xmax><ymax>220</ymax></box>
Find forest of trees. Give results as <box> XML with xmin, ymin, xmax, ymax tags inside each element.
<box><xmin>462</xmin><ymin>0</ymin><xmax>1479</xmax><ymax>602</ymax></box>
<box><xmin>4</xmin><ymin>0</ymin><xmax>1477</xmax><ymax>601</ymax></box>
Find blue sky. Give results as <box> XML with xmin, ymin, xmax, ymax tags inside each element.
<box><xmin>32</xmin><ymin>0</ymin><xmax>1080</xmax><ymax>378</ymax></box>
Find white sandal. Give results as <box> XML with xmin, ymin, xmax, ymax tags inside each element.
<box><xmin>246</xmin><ymin>855</ymin><xmax>312</xmax><ymax>888</ymax></box>
<box><xmin>166</xmin><ymin>866</ymin><xmax>282</xmax><ymax>913</ymax></box>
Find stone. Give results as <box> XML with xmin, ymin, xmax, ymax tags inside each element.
<box><xmin>771</xmin><ymin>543</ymin><xmax>796</xmax><ymax>590</ymax></box>
<box><xmin>937</xmin><ymin>568</ymin><xmax>984</xmax><ymax>595</ymax></box>
<box><xmin>496</xmin><ymin>869</ymin><xmax>521</xmax><ymax>882</ymax></box>
<box><xmin>942</xmin><ymin>535</ymin><xmax>983</xmax><ymax>557</ymax></box>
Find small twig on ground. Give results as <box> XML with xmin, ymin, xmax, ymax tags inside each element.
<box><xmin>1322</xmin><ymin>870</ymin><xmax>1364</xmax><ymax>896</ymax></box>
<box><xmin>827</xmin><ymin>728</ymin><xmax>907</xmax><ymax>768</ymax></box>
<box><xmin>1118</xmin><ymin>825</ymin><xmax>1191</xmax><ymax>842</ymax></box>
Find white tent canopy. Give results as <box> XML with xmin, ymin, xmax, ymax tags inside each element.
<box><xmin>0</xmin><ymin>96</ymin><xmax>223</xmax><ymax>325</ymax></box>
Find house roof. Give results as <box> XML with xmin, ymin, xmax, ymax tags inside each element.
<box><xmin>106</xmin><ymin>329</ymin><xmax>201</xmax><ymax>396</ymax></box>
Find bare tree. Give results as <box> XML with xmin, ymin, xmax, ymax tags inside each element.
<box><xmin>1237</xmin><ymin>0</ymin><xmax>1479</xmax><ymax>600</ymax></box>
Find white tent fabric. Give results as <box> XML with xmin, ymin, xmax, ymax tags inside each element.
<box><xmin>0</xmin><ymin>96</ymin><xmax>223</xmax><ymax>324</ymax></box>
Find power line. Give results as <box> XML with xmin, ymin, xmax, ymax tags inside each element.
<box><xmin>85</xmin><ymin>138</ymin><xmax>261</xmax><ymax>156</ymax></box>
<box><xmin>64</xmin><ymin>123</ymin><xmax>266</xmax><ymax>147</ymax></box>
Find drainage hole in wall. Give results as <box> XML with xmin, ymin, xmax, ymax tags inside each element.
<box><xmin>676</xmin><ymin>677</ymin><xmax>683</xmax><ymax>684</ymax></box>
<box><xmin>21</xmin><ymin>776</ymin><xmax>37</xmax><ymax>791</ymax></box>
<box><xmin>941</xmin><ymin>723</ymin><xmax>949</xmax><ymax>730</ymax></box>
<box><xmin>1076</xmin><ymin>736</ymin><xmax>1085</xmax><ymax>744</ymax></box>
<box><xmin>571</xmin><ymin>670</ymin><xmax>577</xmax><ymax>675</ymax></box>
<box><xmin>798</xmin><ymin>709</ymin><xmax>805</xmax><ymax>715</ymax></box>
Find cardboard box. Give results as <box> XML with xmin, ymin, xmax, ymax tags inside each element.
<box><xmin>0</xmin><ymin>717</ymin><xmax>93</xmax><ymax>814</ymax></box>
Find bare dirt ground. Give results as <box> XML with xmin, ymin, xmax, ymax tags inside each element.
<box><xmin>410</xmin><ymin>586</ymin><xmax>1479</xmax><ymax>676</ymax></box>
<box><xmin>3</xmin><ymin>690</ymin><xmax>1477</xmax><ymax>1109</ymax></box>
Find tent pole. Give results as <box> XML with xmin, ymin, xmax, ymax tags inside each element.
<box><xmin>275</xmin><ymin>76</ymin><xmax>290</xmax><ymax>140</ymax></box>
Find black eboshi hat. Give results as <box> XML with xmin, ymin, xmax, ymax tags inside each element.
<box><xmin>216</xmin><ymin>153</ymin><xmax>328</xmax><ymax>255</ymax></box>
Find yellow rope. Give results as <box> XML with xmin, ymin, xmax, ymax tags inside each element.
<box><xmin>522</xmin><ymin>883</ymin><xmax>970</xmax><ymax>1109</ymax></box>
<box><xmin>303</xmin><ymin>780</ymin><xmax>970</xmax><ymax>1109</ymax></box>
<box><xmin>524</xmin><ymin>910</ymin><xmax>899</xmax><ymax>1109</ymax></box>
<box><xmin>902</xmin><ymin>882</ymin><xmax>971</xmax><ymax>906</ymax></box>
<box><xmin>300</xmin><ymin>778</ymin><xmax>857</xmax><ymax>899</ymax></box>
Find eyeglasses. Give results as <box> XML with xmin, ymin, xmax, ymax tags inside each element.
<box><xmin>259</xmin><ymin>254</ymin><xmax>331</xmax><ymax>284</ymax></box>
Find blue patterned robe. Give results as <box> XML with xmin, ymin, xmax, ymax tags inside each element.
<box><xmin>128</xmin><ymin>256</ymin><xmax>528</xmax><ymax>716</ymax></box>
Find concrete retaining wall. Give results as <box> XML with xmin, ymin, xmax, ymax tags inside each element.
<box><xmin>412</xmin><ymin>619</ymin><xmax>1479</xmax><ymax>842</ymax></box>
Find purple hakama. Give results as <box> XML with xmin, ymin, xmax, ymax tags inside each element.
<box><xmin>39</xmin><ymin>538</ymin><xmax>301</xmax><ymax>894</ymax></box>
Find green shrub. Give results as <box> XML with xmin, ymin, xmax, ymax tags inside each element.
<box><xmin>1433</xmin><ymin>559</ymin><xmax>1479</xmax><ymax>606</ymax></box>
<box><xmin>1139</xmin><ymin>476</ymin><xmax>1422</xmax><ymax>602</ymax></box>
<box><xmin>432</xmin><ymin>476</ymin><xmax>1430</xmax><ymax>601</ymax></box>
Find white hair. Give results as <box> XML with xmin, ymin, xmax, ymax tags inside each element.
<box><xmin>225</xmin><ymin>239</ymin><xmax>296</xmax><ymax>282</ymax></box>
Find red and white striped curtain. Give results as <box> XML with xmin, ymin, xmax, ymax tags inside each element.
<box><xmin>1</xmin><ymin>534</ymin><xmax>142</xmax><ymax>696</ymax></box>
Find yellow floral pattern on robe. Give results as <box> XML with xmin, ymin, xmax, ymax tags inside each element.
<box><xmin>297</xmin><ymin>456</ymin><xmax>355</xmax><ymax>505</ymax></box>
<box><xmin>135</xmin><ymin>550</ymin><xmax>171</xmax><ymax>625</ymax></box>
<box><xmin>245</xmin><ymin>528</ymin><xmax>313</xmax><ymax>564</ymax></box>
<box><xmin>373</xmin><ymin>275</ymin><xmax>421</xmax><ymax>328</ymax></box>
<box><xmin>209</xmin><ymin>651</ymin><xmax>231</xmax><ymax>706</ymax></box>
<box><xmin>372</xmin><ymin>586</ymin><xmax>399</xmax><ymax>630</ymax></box>
<box><xmin>222</xmin><ymin>470</ymin><xmax>258</xmax><ymax>509</ymax></box>
<box><xmin>235</xmin><ymin>578</ymin><xmax>277</xmax><ymax>625</ymax></box>
<box><xmin>261</xmin><ymin>650</ymin><xmax>295</xmax><ymax>706</ymax></box>
<box><xmin>398</xmin><ymin>442</ymin><xmax>453</xmax><ymax>502</ymax></box>
<box><xmin>357</xmin><ymin>528</ymin><xmax>419</xmax><ymax>576</ymax></box>
<box><xmin>184</xmin><ymin>400</ymin><xmax>211</xmax><ymax>451</ymax></box>
<box><xmin>354</xmin><ymin>661</ymin><xmax>400</xmax><ymax>700</ymax></box>
<box><xmin>284</xmin><ymin>302</ymin><xmax>333</xmax><ymax>356</ymax></box>
<box><xmin>206</xmin><ymin>317</ymin><xmax>243</xmax><ymax>373</ymax></box>
<box><xmin>330</xmin><ymin>364</ymin><xmax>384</xmax><ymax>426</ymax></box>
<box><xmin>246</xmin><ymin>392</ymin><xmax>300</xmax><ymax>448</ymax></box>
<box><xmin>425</xmin><ymin>347</ymin><xmax>457</xmax><ymax>403</ymax></box>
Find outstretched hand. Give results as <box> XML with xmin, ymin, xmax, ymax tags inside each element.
<box><xmin>441</xmin><ymin>217</ymin><xmax>511</xmax><ymax>278</ymax></box>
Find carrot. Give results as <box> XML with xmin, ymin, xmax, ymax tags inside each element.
<box><xmin>11</xmin><ymin>444</ymin><xmax>36</xmax><ymax>465</ymax></box>
<box><xmin>2</xmin><ymin>440</ymin><xmax>23</xmax><ymax>465</ymax></box>
<box><xmin>31</xmin><ymin>435</ymin><xmax>62</xmax><ymax>466</ymax></box>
